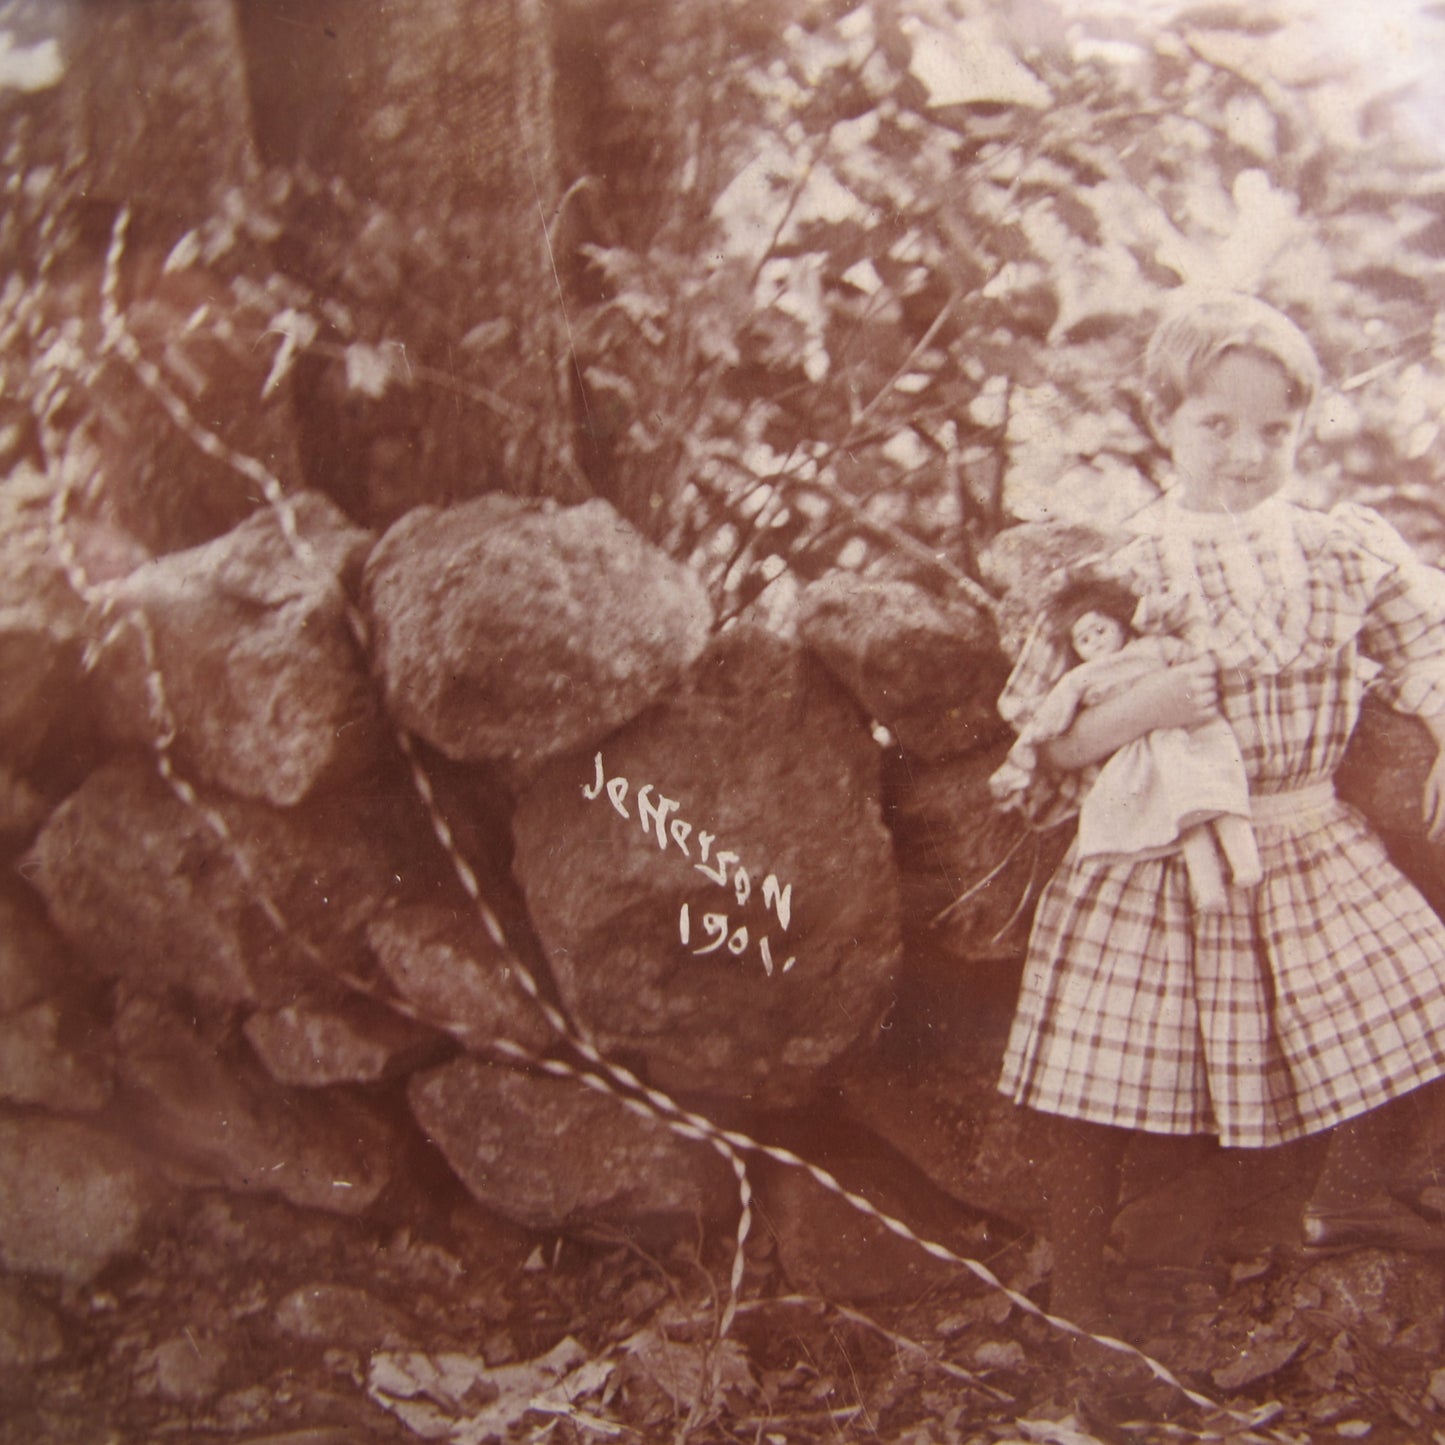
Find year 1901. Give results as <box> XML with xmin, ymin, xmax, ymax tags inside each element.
<box><xmin>678</xmin><ymin>903</ymin><xmax>796</xmax><ymax>976</ymax></box>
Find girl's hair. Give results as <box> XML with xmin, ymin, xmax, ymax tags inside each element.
<box><xmin>1047</xmin><ymin>574</ymin><xmax>1139</xmax><ymax>654</ymax></box>
<box><xmin>1144</xmin><ymin>290</ymin><xmax>1322</xmax><ymax>420</ymax></box>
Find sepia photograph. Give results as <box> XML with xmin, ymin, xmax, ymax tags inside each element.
<box><xmin>6</xmin><ymin>1</ymin><xmax>1445</xmax><ymax>1441</ymax></box>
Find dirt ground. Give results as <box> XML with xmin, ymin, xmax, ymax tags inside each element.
<box><xmin>8</xmin><ymin>1154</ymin><xmax>1445</xmax><ymax>1445</ymax></box>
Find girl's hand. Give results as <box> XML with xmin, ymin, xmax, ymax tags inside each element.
<box><xmin>1425</xmin><ymin>750</ymin><xmax>1445</xmax><ymax>842</ymax></box>
<box><xmin>1135</xmin><ymin>655</ymin><xmax>1221</xmax><ymax>732</ymax></box>
<box><xmin>1040</xmin><ymin>655</ymin><xmax>1220</xmax><ymax>771</ymax></box>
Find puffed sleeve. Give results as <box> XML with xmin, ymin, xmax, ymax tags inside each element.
<box><xmin>1333</xmin><ymin>504</ymin><xmax>1445</xmax><ymax>717</ymax></box>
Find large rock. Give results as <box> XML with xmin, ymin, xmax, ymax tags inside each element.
<box><xmin>366</xmin><ymin>903</ymin><xmax>555</xmax><ymax>1056</ymax></box>
<box><xmin>839</xmin><ymin>1052</ymin><xmax>1048</xmax><ymax>1233</ymax></box>
<box><xmin>93</xmin><ymin>493</ymin><xmax>381</xmax><ymax>807</ymax></box>
<box><xmin>0</xmin><ymin>1279</ymin><xmax>64</xmax><ymax>1368</ymax></box>
<box><xmin>798</xmin><ymin>573</ymin><xmax>1010</xmax><ymax>761</ymax></box>
<box><xmin>0</xmin><ymin>466</ymin><xmax>105</xmax><ymax>772</ymax></box>
<box><xmin>0</xmin><ymin>883</ymin><xmax>70</xmax><ymax>1016</ymax></box>
<box><xmin>0</xmin><ymin>1001</ymin><xmax>112</xmax><ymax>1113</ymax></box>
<box><xmin>512</xmin><ymin>626</ymin><xmax>902</xmax><ymax>1107</ymax></box>
<box><xmin>1337</xmin><ymin>699</ymin><xmax>1436</xmax><ymax>837</ymax></box>
<box><xmin>365</xmin><ymin>498</ymin><xmax>713</xmax><ymax>771</ymax></box>
<box><xmin>1336</xmin><ymin>699</ymin><xmax>1445</xmax><ymax>917</ymax></box>
<box><xmin>114</xmin><ymin>991</ymin><xmax>392</xmax><ymax>1217</ymax></box>
<box><xmin>409</xmin><ymin>1058</ymin><xmax>735</xmax><ymax>1232</ymax></box>
<box><xmin>0</xmin><ymin>1116</ymin><xmax>158</xmax><ymax>1282</ymax></box>
<box><xmin>27</xmin><ymin>755</ymin><xmax>429</xmax><ymax>1007</ymax></box>
<box><xmin>977</xmin><ymin>520</ymin><xmax>1115</xmax><ymax>659</ymax></box>
<box><xmin>883</xmin><ymin>742</ymin><xmax>1074</xmax><ymax>969</ymax></box>
<box><xmin>243</xmin><ymin>994</ymin><xmax>441</xmax><ymax>1088</ymax></box>
<box><xmin>1113</xmin><ymin>1135</ymin><xmax>1323</xmax><ymax>1270</ymax></box>
<box><xmin>757</xmin><ymin>1150</ymin><xmax>991</xmax><ymax>1304</ymax></box>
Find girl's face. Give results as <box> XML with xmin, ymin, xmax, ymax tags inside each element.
<box><xmin>1155</xmin><ymin>350</ymin><xmax>1304</xmax><ymax>514</ymax></box>
<box><xmin>1070</xmin><ymin>610</ymin><xmax>1127</xmax><ymax>662</ymax></box>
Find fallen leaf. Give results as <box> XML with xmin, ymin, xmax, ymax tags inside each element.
<box><xmin>972</xmin><ymin>1340</ymin><xmax>1027</xmax><ymax>1372</ymax></box>
<box><xmin>1429</xmin><ymin>1366</ymin><xmax>1445</xmax><ymax>1410</ymax></box>
<box><xmin>369</xmin><ymin>1336</ymin><xmax>618</xmax><ymax>1443</ymax></box>
<box><xmin>623</xmin><ymin>1327</ymin><xmax>754</xmax><ymax>1416</ymax></box>
<box><xmin>1012</xmin><ymin>1414</ymin><xmax>1112</xmax><ymax>1445</ymax></box>
<box><xmin>1212</xmin><ymin>1334</ymin><xmax>1304</xmax><ymax>1392</ymax></box>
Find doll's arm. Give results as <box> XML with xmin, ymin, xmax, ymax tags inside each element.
<box><xmin>1040</xmin><ymin>654</ymin><xmax>1221</xmax><ymax>771</ymax></box>
<box><xmin>1021</xmin><ymin>667</ymin><xmax>1090</xmax><ymax>743</ymax></box>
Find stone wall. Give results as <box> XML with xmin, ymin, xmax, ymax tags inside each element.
<box><xmin>2</xmin><ymin>466</ymin><xmax>1022</xmax><ymax>1290</ymax></box>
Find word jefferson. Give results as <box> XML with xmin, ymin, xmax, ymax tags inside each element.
<box><xmin>582</xmin><ymin>749</ymin><xmax>794</xmax><ymax>937</ymax></box>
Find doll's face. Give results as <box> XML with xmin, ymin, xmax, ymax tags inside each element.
<box><xmin>1070</xmin><ymin>610</ymin><xmax>1127</xmax><ymax>662</ymax></box>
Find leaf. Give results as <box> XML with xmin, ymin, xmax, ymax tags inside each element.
<box><xmin>972</xmin><ymin>1339</ymin><xmax>1027</xmax><ymax>1371</ymax></box>
<box><xmin>261</xmin><ymin>309</ymin><xmax>318</xmax><ymax>400</ymax></box>
<box><xmin>1211</xmin><ymin>1333</ymin><xmax>1304</xmax><ymax>1392</ymax></box>
<box><xmin>1223</xmin><ymin>93</ymin><xmax>1278</xmax><ymax>161</ymax></box>
<box><xmin>623</xmin><ymin>1327</ymin><xmax>754</xmax><ymax>1417</ymax></box>
<box><xmin>0</xmin><ymin>33</ymin><xmax>63</xmax><ymax>93</ymax></box>
<box><xmin>164</xmin><ymin>231</ymin><xmax>202</xmax><ymax>276</ymax></box>
<box><xmin>583</xmin><ymin>366</ymin><xmax>638</xmax><ymax>407</ymax></box>
<box><xmin>900</xmin><ymin>16</ymin><xmax>1051</xmax><ymax>110</ymax></box>
<box><xmin>1009</xmin><ymin>1414</ymin><xmax>1112</xmax><ymax>1445</ymax></box>
<box><xmin>1177</xmin><ymin>4</ymin><xmax>1286</xmax><ymax>36</ymax></box>
<box><xmin>345</xmin><ymin>341</ymin><xmax>406</xmax><ymax>400</ymax></box>
<box><xmin>369</xmin><ymin>1336</ymin><xmax>619</xmax><ymax>1444</ymax></box>
<box><xmin>460</xmin><ymin>318</ymin><xmax>513</xmax><ymax>353</ymax></box>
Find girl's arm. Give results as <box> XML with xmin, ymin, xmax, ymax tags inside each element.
<box><xmin>1039</xmin><ymin>654</ymin><xmax>1221</xmax><ymax>771</ymax></box>
<box><xmin>1422</xmin><ymin>714</ymin><xmax>1445</xmax><ymax>842</ymax></box>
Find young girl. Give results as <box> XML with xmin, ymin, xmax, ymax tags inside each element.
<box><xmin>995</xmin><ymin>291</ymin><xmax>1445</xmax><ymax>1329</ymax></box>
<box><xmin>989</xmin><ymin>572</ymin><xmax>1260</xmax><ymax>913</ymax></box>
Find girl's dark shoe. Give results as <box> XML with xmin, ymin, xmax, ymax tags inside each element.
<box><xmin>1389</xmin><ymin>1178</ymin><xmax>1445</xmax><ymax>1223</ymax></box>
<box><xmin>1300</xmin><ymin>1196</ymin><xmax>1445</xmax><ymax>1256</ymax></box>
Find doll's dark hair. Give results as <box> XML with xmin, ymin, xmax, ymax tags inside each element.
<box><xmin>1046</xmin><ymin>573</ymin><xmax>1140</xmax><ymax>656</ymax></box>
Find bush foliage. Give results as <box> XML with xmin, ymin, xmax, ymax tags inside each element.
<box><xmin>5</xmin><ymin>0</ymin><xmax>1445</xmax><ymax>621</ymax></box>
<box><xmin>564</xmin><ymin>0</ymin><xmax>1445</xmax><ymax>622</ymax></box>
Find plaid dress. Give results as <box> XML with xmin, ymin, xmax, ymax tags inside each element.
<box><xmin>998</xmin><ymin>496</ymin><xmax>1445</xmax><ymax>1147</ymax></box>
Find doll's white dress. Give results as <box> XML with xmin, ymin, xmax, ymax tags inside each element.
<box><xmin>991</xmin><ymin>633</ymin><xmax>1253</xmax><ymax>864</ymax></box>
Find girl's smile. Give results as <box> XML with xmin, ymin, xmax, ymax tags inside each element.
<box><xmin>1154</xmin><ymin>349</ymin><xmax>1304</xmax><ymax>514</ymax></box>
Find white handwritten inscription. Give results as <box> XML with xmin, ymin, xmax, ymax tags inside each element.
<box><xmin>583</xmin><ymin>752</ymin><xmax>797</xmax><ymax>976</ymax></box>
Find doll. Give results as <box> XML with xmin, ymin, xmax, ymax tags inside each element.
<box><xmin>991</xmin><ymin>573</ymin><xmax>1260</xmax><ymax>912</ymax></box>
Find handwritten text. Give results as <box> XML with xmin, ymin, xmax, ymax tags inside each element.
<box><xmin>583</xmin><ymin>751</ymin><xmax>796</xmax><ymax>976</ymax></box>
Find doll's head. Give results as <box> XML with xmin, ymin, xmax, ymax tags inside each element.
<box><xmin>1048</xmin><ymin>575</ymin><xmax>1139</xmax><ymax>664</ymax></box>
<box><xmin>1070</xmin><ymin>609</ymin><xmax>1129</xmax><ymax>662</ymax></box>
